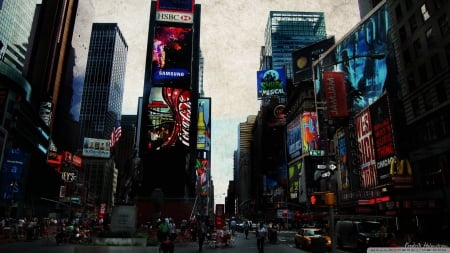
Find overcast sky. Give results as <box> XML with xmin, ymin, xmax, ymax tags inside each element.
<box><xmin>93</xmin><ymin>0</ymin><xmax>362</xmax><ymax>204</ymax></box>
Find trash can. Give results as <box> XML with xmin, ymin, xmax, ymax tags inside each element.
<box><xmin>311</xmin><ymin>237</ymin><xmax>327</xmax><ymax>253</ymax></box>
<box><xmin>268</xmin><ymin>229</ymin><xmax>277</xmax><ymax>243</ymax></box>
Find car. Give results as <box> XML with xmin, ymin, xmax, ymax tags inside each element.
<box><xmin>335</xmin><ymin>220</ymin><xmax>385</xmax><ymax>252</ymax></box>
<box><xmin>294</xmin><ymin>227</ymin><xmax>332</xmax><ymax>251</ymax></box>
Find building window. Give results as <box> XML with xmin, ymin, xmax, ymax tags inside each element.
<box><xmin>399</xmin><ymin>26</ymin><xmax>407</xmax><ymax>42</ymax></box>
<box><xmin>423</xmin><ymin>93</ymin><xmax>433</xmax><ymax>111</ymax></box>
<box><xmin>413</xmin><ymin>38</ymin><xmax>423</xmax><ymax>57</ymax></box>
<box><xmin>418</xmin><ymin>63</ymin><xmax>428</xmax><ymax>83</ymax></box>
<box><xmin>421</xmin><ymin>3</ymin><xmax>431</xmax><ymax>22</ymax></box>
<box><xmin>438</xmin><ymin>14</ymin><xmax>449</xmax><ymax>37</ymax></box>
<box><xmin>409</xmin><ymin>14</ymin><xmax>418</xmax><ymax>32</ymax></box>
<box><xmin>395</xmin><ymin>4</ymin><xmax>403</xmax><ymax>22</ymax></box>
<box><xmin>431</xmin><ymin>54</ymin><xmax>442</xmax><ymax>74</ymax></box>
<box><xmin>434</xmin><ymin>0</ymin><xmax>445</xmax><ymax>9</ymax></box>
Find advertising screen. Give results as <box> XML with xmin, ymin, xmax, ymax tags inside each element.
<box><xmin>197</xmin><ymin>98</ymin><xmax>211</xmax><ymax>151</ymax></box>
<box><xmin>301</xmin><ymin>112</ymin><xmax>319</xmax><ymax>153</ymax></box>
<box><xmin>369</xmin><ymin>93</ymin><xmax>395</xmax><ymax>184</ymax></box>
<box><xmin>256</xmin><ymin>69</ymin><xmax>287</xmax><ymax>98</ymax></box>
<box><xmin>319</xmin><ymin>3</ymin><xmax>391</xmax><ymax>113</ymax></box>
<box><xmin>144</xmin><ymin>87</ymin><xmax>191</xmax><ymax>151</ymax></box>
<box><xmin>292</xmin><ymin>36</ymin><xmax>335</xmax><ymax>84</ymax></box>
<box><xmin>82</xmin><ymin>138</ymin><xmax>111</xmax><ymax>158</ymax></box>
<box><xmin>286</xmin><ymin>116</ymin><xmax>302</xmax><ymax>160</ymax></box>
<box><xmin>0</xmin><ymin>148</ymin><xmax>28</xmax><ymax>201</ymax></box>
<box><xmin>157</xmin><ymin>0</ymin><xmax>195</xmax><ymax>13</ymax></box>
<box><xmin>152</xmin><ymin>25</ymin><xmax>193</xmax><ymax>88</ymax></box>
<box><xmin>355</xmin><ymin>109</ymin><xmax>378</xmax><ymax>188</ymax></box>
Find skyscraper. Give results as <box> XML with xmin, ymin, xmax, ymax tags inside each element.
<box><xmin>78</xmin><ymin>23</ymin><xmax>128</xmax><ymax>210</ymax></box>
<box><xmin>263</xmin><ymin>11</ymin><xmax>327</xmax><ymax>79</ymax></box>
<box><xmin>79</xmin><ymin>23</ymin><xmax>128</xmax><ymax>145</ymax></box>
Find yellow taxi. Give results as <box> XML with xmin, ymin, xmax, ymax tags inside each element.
<box><xmin>294</xmin><ymin>227</ymin><xmax>332</xmax><ymax>251</ymax></box>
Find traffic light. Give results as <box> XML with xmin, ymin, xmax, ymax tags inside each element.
<box><xmin>309</xmin><ymin>192</ymin><xmax>336</xmax><ymax>206</ymax></box>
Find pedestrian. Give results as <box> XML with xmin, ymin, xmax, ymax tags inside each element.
<box><xmin>197</xmin><ymin>219</ymin><xmax>207</xmax><ymax>251</ymax></box>
<box><xmin>243</xmin><ymin>221</ymin><xmax>249</xmax><ymax>239</ymax></box>
<box><xmin>157</xmin><ymin>218</ymin><xmax>169</xmax><ymax>253</ymax></box>
<box><xmin>256</xmin><ymin>222</ymin><xmax>267</xmax><ymax>253</ymax></box>
<box><xmin>169</xmin><ymin>218</ymin><xmax>177</xmax><ymax>241</ymax></box>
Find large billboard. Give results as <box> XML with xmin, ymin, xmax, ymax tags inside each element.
<box><xmin>0</xmin><ymin>148</ymin><xmax>29</xmax><ymax>201</ymax></box>
<box><xmin>144</xmin><ymin>87</ymin><xmax>191</xmax><ymax>151</ymax></box>
<box><xmin>156</xmin><ymin>0</ymin><xmax>195</xmax><ymax>23</ymax></box>
<box><xmin>355</xmin><ymin>108</ymin><xmax>378</xmax><ymax>188</ymax></box>
<box><xmin>318</xmin><ymin>3</ymin><xmax>392</xmax><ymax>113</ymax></box>
<box><xmin>256</xmin><ymin>69</ymin><xmax>287</xmax><ymax>98</ymax></box>
<box><xmin>151</xmin><ymin>25</ymin><xmax>193</xmax><ymax>88</ymax></box>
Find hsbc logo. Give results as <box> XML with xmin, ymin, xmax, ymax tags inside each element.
<box><xmin>156</xmin><ymin>11</ymin><xmax>193</xmax><ymax>24</ymax></box>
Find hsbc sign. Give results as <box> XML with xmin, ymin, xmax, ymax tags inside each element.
<box><xmin>156</xmin><ymin>11</ymin><xmax>193</xmax><ymax>23</ymax></box>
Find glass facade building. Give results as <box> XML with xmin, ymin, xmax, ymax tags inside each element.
<box><xmin>79</xmin><ymin>23</ymin><xmax>128</xmax><ymax>145</ymax></box>
<box><xmin>0</xmin><ymin>0</ymin><xmax>38</xmax><ymax>73</ymax></box>
<box><xmin>263</xmin><ymin>11</ymin><xmax>327</xmax><ymax>79</ymax></box>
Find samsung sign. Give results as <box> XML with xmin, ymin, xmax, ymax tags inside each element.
<box><xmin>156</xmin><ymin>11</ymin><xmax>193</xmax><ymax>23</ymax></box>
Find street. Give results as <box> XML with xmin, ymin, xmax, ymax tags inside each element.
<box><xmin>0</xmin><ymin>231</ymin><xmax>327</xmax><ymax>253</ymax></box>
<box><xmin>0</xmin><ymin>230</ymin><xmax>355</xmax><ymax>253</ymax></box>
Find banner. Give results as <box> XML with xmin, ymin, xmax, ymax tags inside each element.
<box><xmin>256</xmin><ymin>69</ymin><xmax>287</xmax><ymax>98</ymax></box>
<box><xmin>323</xmin><ymin>71</ymin><xmax>349</xmax><ymax>118</ymax></box>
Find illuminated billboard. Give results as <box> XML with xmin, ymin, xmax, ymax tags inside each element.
<box><xmin>256</xmin><ymin>69</ymin><xmax>287</xmax><ymax>98</ymax></box>
<box><xmin>197</xmin><ymin>97</ymin><xmax>211</xmax><ymax>151</ymax></box>
<box><xmin>286</xmin><ymin>116</ymin><xmax>302</xmax><ymax>160</ymax></box>
<box><xmin>301</xmin><ymin>112</ymin><xmax>319</xmax><ymax>153</ymax></box>
<box><xmin>151</xmin><ymin>25</ymin><xmax>193</xmax><ymax>88</ymax></box>
<box><xmin>82</xmin><ymin>138</ymin><xmax>111</xmax><ymax>158</ymax></box>
<box><xmin>318</xmin><ymin>3</ymin><xmax>392</xmax><ymax>113</ymax></box>
<box><xmin>355</xmin><ymin>108</ymin><xmax>378</xmax><ymax>188</ymax></box>
<box><xmin>156</xmin><ymin>0</ymin><xmax>195</xmax><ymax>23</ymax></box>
<box><xmin>144</xmin><ymin>87</ymin><xmax>191</xmax><ymax>151</ymax></box>
<box><xmin>0</xmin><ymin>148</ymin><xmax>28</xmax><ymax>201</ymax></box>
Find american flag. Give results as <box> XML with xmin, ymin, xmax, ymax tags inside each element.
<box><xmin>110</xmin><ymin>120</ymin><xmax>122</xmax><ymax>148</ymax></box>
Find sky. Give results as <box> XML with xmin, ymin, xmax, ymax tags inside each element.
<box><xmin>93</xmin><ymin>0</ymin><xmax>362</xmax><ymax>205</ymax></box>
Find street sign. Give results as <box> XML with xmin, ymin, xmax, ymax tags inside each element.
<box><xmin>321</xmin><ymin>171</ymin><xmax>331</xmax><ymax>178</ymax></box>
<box><xmin>317</xmin><ymin>164</ymin><xmax>327</xmax><ymax>170</ymax></box>
<box><xmin>329</xmin><ymin>163</ymin><xmax>337</xmax><ymax>171</ymax></box>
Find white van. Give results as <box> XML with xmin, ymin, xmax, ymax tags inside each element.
<box><xmin>335</xmin><ymin>220</ymin><xmax>383</xmax><ymax>252</ymax></box>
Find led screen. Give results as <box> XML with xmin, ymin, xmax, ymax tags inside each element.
<box><xmin>151</xmin><ymin>25</ymin><xmax>193</xmax><ymax>88</ymax></box>
<box><xmin>256</xmin><ymin>69</ymin><xmax>287</xmax><ymax>98</ymax></box>
<box><xmin>144</xmin><ymin>87</ymin><xmax>191</xmax><ymax>151</ymax></box>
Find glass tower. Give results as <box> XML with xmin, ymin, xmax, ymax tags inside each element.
<box><xmin>263</xmin><ymin>11</ymin><xmax>327</xmax><ymax>79</ymax></box>
<box><xmin>0</xmin><ymin>0</ymin><xmax>38</xmax><ymax>73</ymax></box>
<box><xmin>79</xmin><ymin>23</ymin><xmax>128</xmax><ymax>146</ymax></box>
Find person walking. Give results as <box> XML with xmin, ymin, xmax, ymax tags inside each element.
<box><xmin>168</xmin><ymin>218</ymin><xmax>177</xmax><ymax>241</ymax></box>
<box><xmin>243</xmin><ymin>221</ymin><xmax>249</xmax><ymax>239</ymax></box>
<box><xmin>256</xmin><ymin>222</ymin><xmax>267</xmax><ymax>253</ymax></box>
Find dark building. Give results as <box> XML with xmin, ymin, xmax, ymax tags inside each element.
<box><xmin>78</xmin><ymin>23</ymin><xmax>128</xmax><ymax>212</ymax></box>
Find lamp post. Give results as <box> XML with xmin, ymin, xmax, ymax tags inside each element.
<box><xmin>312</xmin><ymin>52</ymin><xmax>385</xmax><ymax>253</ymax></box>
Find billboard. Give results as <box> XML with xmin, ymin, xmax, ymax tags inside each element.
<box><xmin>82</xmin><ymin>138</ymin><xmax>111</xmax><ymax>158</ymax></box>
<box><xmin>151</xmin><ymin>25</ymin><xmax>193</xmax><ymax>88</ymax></box>
<box><xmin>144</xmin><ymin>87</ymin><xmax>191</xmax><ymax>151</ymax></box>
<box><xmin>301</xmin><ymin>112</ymin><xmax>319</xmax><ymax>153</ymax></box>
<box><xmin>156</xmin><ymin>0</ymin><xmax>195</xmax><ymax>23</ymax></box>
<box><xmin>323</xmin><ymin>71</ymin><xmax>349</xmax><ymax>118</ymax></box>
<box><xmin>197</xmin><ymin>98</ymin><xmax>211</xmax><ymax>151</ymax></box>
<box><xmin>288</xmin><ymin>160</ymin><xmax>302</xmax><ymax>200</ymax></box>
<box><xmin>292</xmin><ymin>36</ymin><xmax>335</xmax><ymax>84</ymax></box>
<box><xmin>355</xmin><ymin>108</ymin><xmax>378</xmax><ymax>188</ymax></box>
<box><xmin>256</xmin><ymin>69</ymin><xmax>287</xmax><ymax>98</ymax></box>
<box><xmin>318</xmin><ymin>3</ymin><xmax>391</xmax><ymax>113</ymax></box>
<box><xmin>286</xmin><ymin>116</ymin><xmax>302</xmax><ymax>160</ymax></box>
<box><xmin>0</xmin><ymin>148</ymin><xmax>29</xmax><ymax>201</ymax></box>
<box><xmin>369</xmin><ymin>93</ymin><xmax>396</xmax><ymax>184</ymax></box>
